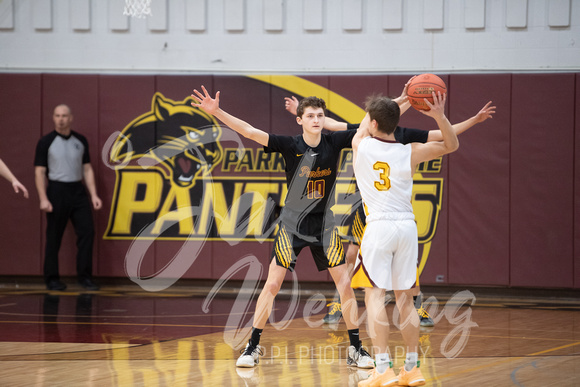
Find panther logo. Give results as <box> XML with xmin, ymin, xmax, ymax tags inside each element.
<box><xmin>110</xmin><ymin>92</ymin><xmax>223</xmax><ymax>188</ymax></box>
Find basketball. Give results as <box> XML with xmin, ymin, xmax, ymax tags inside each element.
<box><xmin>407</xmin><ymin>73</ymin><xmax>447</xmax><ymax>111</ymax></box>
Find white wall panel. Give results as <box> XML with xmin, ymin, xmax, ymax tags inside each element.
<box><xmin>382</xmin><ymin>0</ymin><xmax>402</xmax><ymax>30</ymax></box>
<box><xmin>185</xmin><ymin>0</ymin><xmax>206</xmax><ymax>31</ymax></box>
<box><xmin>148</xmin><ymin>0</ymin><xmax>168</xmax><ymax>31</ymax></box>
<box><xmin>464</xmin><ymin>0</ymin><xmax>485</xmax><ymax>29</ymax></box>
<box><xmin>225</xmin><ymin>0</ymin><xmax>244</xmax><ymax>31</ymax></box>
<box><xmin>342</xmin><ymin>0</ymin><xmax>362</xmax><ymax>31</ymax></box>
<box><xmin>0</xmin><ymin>0</ymin><xmax>578</xmax><ymax>72</ymax></box>
<box><xmin>303</xmin><ymin>0</ymin><xmax>323</xmax><ymax>31</ymax></box>
<box><xmin>109</xmin><ymin>0</ymin><xmax>129</xmax><ymax>31</ymax></box>
<box><xmin>263</xmin><ymin>0</ymin><xmax>283</xmax><ymax>31</ymax></box>
<box><xmin>506</xmin><ymin>0</ymin><xmax>528</xmax><ymax>28</ymax></box>
<box><xmin>0</xmin><ymin>0</ymin><xmax>14</xmax><ymax>29</ymax></box>
<box><xmin>423</xmin><ymin>0</ymin><xmax>444</xmax><ymax>30</ymax></box>
<box><xmin>70</xmin><ymin>0</ymin><xmax>91</xmax><ymax>31</ymax></box>
<box><xmin>548</xmin><ymin>0</ymin><xmax>570</xmax><ymax>27</ymax></box>
<box><xmin>33</xmin><ymin>0</ymin><xmax>52</xmax><ymax>30</ymax></box>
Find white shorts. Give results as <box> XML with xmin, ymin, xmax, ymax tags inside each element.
<box><xmin>356</xmin><ymin>218</ymin><xmax>418</xmax><ymax>290</ymax></box>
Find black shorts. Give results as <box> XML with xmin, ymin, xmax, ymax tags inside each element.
<box><xmin>337</xmin><ymin>202</ymin><xmax>366</xmax><ymax>246</ymax></box>
<box><xmin>271</xmin><ymin>224</ymin><xmax>346</xmax><ymax>272</ymax></box>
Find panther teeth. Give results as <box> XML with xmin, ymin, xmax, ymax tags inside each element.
<box><xmin>178</xmin><ymin>175</ymin><xmax>194</xmax><ymax>182</ymax></box>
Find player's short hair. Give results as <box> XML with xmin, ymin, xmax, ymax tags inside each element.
<box><xmin>297</xmin><ymin>96</ymin><xmax>326</xmax><ymax>118</ymax></box>
<box><xmin>365</xmin><ymin>95</ymin><xmax>400</xmax><ymax>135</ymax></box>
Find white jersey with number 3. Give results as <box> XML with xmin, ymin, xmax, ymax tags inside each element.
<box><xmin>352</xmin><ymin>135</ymin><xmax>417</xmax><ymax>290</ymax></box>
<box><xmin>354</xmin><ymin>136</ymin><xmax>414</xmax><ymax>221</ymax></box>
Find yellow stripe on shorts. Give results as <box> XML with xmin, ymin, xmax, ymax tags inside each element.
<box><xmin>275</xmin><ymin>226</ymin><xmax>293</xmax><ymax>268</ymax></box>
<box><xmin>326</xmin><ymin>228</ymin><xmax>344</xmax><ymax>267</ymax></box>
<box><xmin>352</xmin><ymin>210</ymin><xmax>365</xmax><ymax>245</ymax></box>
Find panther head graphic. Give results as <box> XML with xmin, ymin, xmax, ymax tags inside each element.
<box><xmin>111</xmin><ymin>92</ymin><xmax>223</xmax><ymax>188</ymax></box>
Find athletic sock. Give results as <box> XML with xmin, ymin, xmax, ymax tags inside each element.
<box><xmin>405</xmin><ymin>352</ymin><xmax>419</xmax><ymax>371</ymax></box>
<box><xmin>413</xmin><ymin>294</ymin><xmax>422</xmax><ymax>309</ymax></box>
<box><xmin>248</xmin><ymin>327</ymin><xmax>263</xmax><ymax>348</ymax></box>
<box><xmin>375</xmin><ymin>353</ymin><xmax>391</xmax><ymax>374</ymax></box>
<box><xmin>347</xmin><ymin>329</ymin><xmax>361</xmax><ymax>349</ymax></box>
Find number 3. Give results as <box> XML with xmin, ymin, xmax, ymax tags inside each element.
<box><xmin>373</xmin><ymin>161</ymin><xmax>391</xmax><ymax>191</ymax></box>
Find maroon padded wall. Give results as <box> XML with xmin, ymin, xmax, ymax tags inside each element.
<box><xmin>510</xmin><ymin>74</ymin><xmax>575</xmax><ymax>288</ymax></box>
<box><xmin>576</xmin><ymin>74</ymin><xmax>580</xmax><ymax>289</ymax></box>
<box><xmin>0</xmin><ymin>72</ymin><xmax>578</xmax><ymax>290</ymax></box>
<box><xmin>0</xmin><ymin>74</ymin><xmax>42</xmax><ymax>275</ymax></box>
<box><xmin>329</xmin><ymin>75</ymin><xmax>390</xmax><ymax>113</ymax></box>
<box><xmin>447</xmin><ymin>74</ymin><xmax>511</xmax><ymax>286</ymax></box>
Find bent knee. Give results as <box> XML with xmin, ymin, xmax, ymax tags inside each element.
<box><xmin>263</xmin><ymin>280</ymin><xmax>282</xmax><ymax>295</ymax></box>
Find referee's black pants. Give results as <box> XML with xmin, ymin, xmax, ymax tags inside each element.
<box><xmin>44</xmin><ymin>181</ymin><xmax>95</xmax><ymax>285</ymax></box>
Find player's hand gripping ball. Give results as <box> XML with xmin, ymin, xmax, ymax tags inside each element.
<box><xmin>407</xmin><ymin>74</ymin><xmax>447</xmax><ymax>111</ymax></box>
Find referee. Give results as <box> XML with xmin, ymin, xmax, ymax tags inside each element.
<box><xmin>34</xmin><ymin>104</ymin><xmax>102</xmax><ymax>291</ymax></box>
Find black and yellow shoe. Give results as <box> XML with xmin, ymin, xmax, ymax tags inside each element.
<box><xmin>417</xmin><ymin>305</ymin><xmax>435</xmax><ymax>327</ymax></box>
<box><xmin>323</xmin><ymin>301</ymin><xmax>342</xmax><ymax>323</ymax></box>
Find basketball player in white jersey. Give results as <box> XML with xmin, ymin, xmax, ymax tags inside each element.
<box><xmin>353</xmin><ymin>92</ymin><xmax>458</xmax><ymax>387</ymax></box>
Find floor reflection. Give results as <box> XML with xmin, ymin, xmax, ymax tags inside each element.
<box><xmin>0</xmin><ymin>287</ymin><xmax>578</xmax><ymax>386</ymax></box>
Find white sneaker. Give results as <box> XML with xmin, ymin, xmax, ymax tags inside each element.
<box><xmin>347</xmin><ymin>345</ymin><xmax>374</xmax><ymax>369</ymax></box>
<box><xmin>236</xmin><ymin>344</ymin><xmax>263</xmax><ymax>368</ymax></box>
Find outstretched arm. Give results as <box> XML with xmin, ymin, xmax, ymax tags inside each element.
<box><xmin>323</xmin><ymin>117</ymin><xmax>349</xmax><ymax>132</ymax></box>
<box><xmin>411</xmin><ymin>92</ymin><xmax>458</xmax><ymax>167</ymax></box>
<box><xmin>393</xmin><ymin>76</ymin><xmax>415</xmax><ymax>116</ymax></box>
<box><xmin>286</xmin><ymin>79</ymin><xmax>414</xmax><ymax>133</ymax></box>
<box><xmin>427</xmin><ymin>101</ymin><xmax>496</xmax><ymax>142</ymax></box>
<box><xmin>193</xmin><ymin>86</ymin><xmax>270</xmax><ymax>147</ymax></box>
<box><xmin>0</xmin><ymin>158</ymin><xmax>28</xmax><ymax>198</ymax></box>
<box><xmin>286</xmin><ymin>95</ymin><xmax>349</xmax><ymax>132</ymax></box>
<box><xmin>351</xmin><ymin>121</ymin><xmax>370</xmax><ymax>169</ymax></box>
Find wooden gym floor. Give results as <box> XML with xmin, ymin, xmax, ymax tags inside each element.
<box><xmin>0</xmin><ymin>281</ymin><xmax>578</xmax><ymax>387</ymax></box>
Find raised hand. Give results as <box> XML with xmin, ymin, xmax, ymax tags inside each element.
<box><xmin>474</xmin><ymin>101</ymin><xmax>496</xmax><ymax>123</ymax></box>
<box><xmin>421</xmin><ymin>92</ymin><xmax>446</xmax><ymax>118</ymax></box>
<box><xmin>400</xmin><ymin>76</ymin><xmax>416</xmax><ymax>101</ymax></box>
<box><xmin>284</xmin><ymin>96</ymin><xmax>299</xmax><ymax>116</ymax></box>
<box><xmin>191</xmin><ymin>85</ymin><xmax>220</xmax><ymax>115</ymax></box>
<box><xmin>394</xmin><ymin>76</ymin><xmax>415</xmax><ymax>106</ymax></box>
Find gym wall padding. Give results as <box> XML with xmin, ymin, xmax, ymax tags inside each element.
<box><xmin>447</xmin><ymin>74</ymin><xmax>511</xmax><ymax>286</ymax></box>
<box><xmin>510</xmin><ymin>74</ymin><xmax>575</xmax><ymax>288</ymax></box>
<box><xmin>0</xmin><ymin>72</ymin><xmax>578</xmax><ymax>290</ymax></box>
<box><xmin>576</xmin><ymin>74</ymin><xmax>580</xmax><ymax>289</ymax></box>
<box><xmin>0</xmin><ymin>73</ymin><xmax>43</xmax><ymax>275</ymax></box>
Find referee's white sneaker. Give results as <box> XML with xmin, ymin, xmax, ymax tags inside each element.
<box><xmin>236</xmin><ymin>344</ymin><xmax>263</xmax><ymax>368</ymax></box>
<box><xmin>347</xmin><ymin>345</ymin><xmax>375</xmax><ymax>369</ymax></box>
